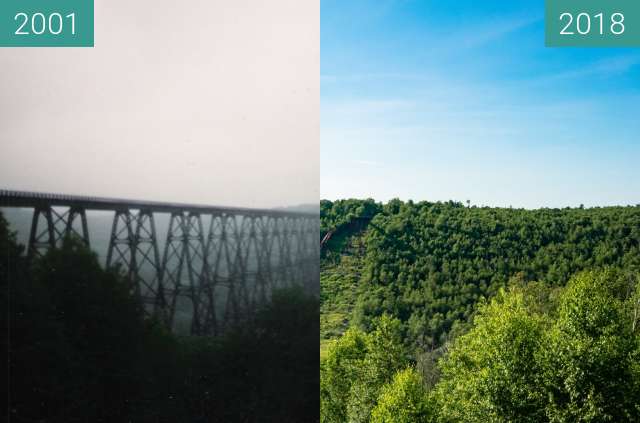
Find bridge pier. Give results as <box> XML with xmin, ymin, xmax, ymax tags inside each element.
<box><xmin>219</xmin><ymin>214</ymin><xmax>250</xmax><ymax>332</ymax></box>
<box><xmin>161</xmin><ymin>211</ymin><xmax>209</xmax><ymax>334</ymax></box>
<box><xmin>133</xmin><ymin>210</ymin><xmax>164</xmax><ymax>318</ymax></box>
<box><xmin>106</xmin><ymin>209</ymin><xmax>165</xmax><ymax>318</ymax></box>
<box><xmin>275</xmin><ymin>217</ymin><xmax>294</xmax><ymax>287</ymax></box>
<box><xmin>252</xmin><ymin>216</ymin><xmax>272</xmax><ymax>307</ymax></box>
<box><xmin>28</xmin><ymin>205</ymin><xmax>90</xmax><ymax>259</ymax></box>
<box><xmin>107</xmin><ymin>209</ymin><xmax>136</xmax><ymax>283</ymax></box>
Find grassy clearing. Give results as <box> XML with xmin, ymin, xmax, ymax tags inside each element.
<box><xmin>320</xmin><ymin>339</ymin><xmax>336</xmax><ymax>360</ymax></box>
<box><xmin>320</xmin><ymin>230</ymin><xmax>368</xmax><ymax>357</ymax></box>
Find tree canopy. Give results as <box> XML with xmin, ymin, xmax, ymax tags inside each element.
<box><xmin>322</xmin><ymin>269</ymin><xmax>640</xmax><ymax>422</ymax></box>
<box><xmin>321</xmin><ymin>199</ymin><xmax>640</xmax><ymax>422</ymax></box>
<box><xmin>322</xmin><ymin>199</ymin><xmax>640</xmax><ymax>349</ymax></box>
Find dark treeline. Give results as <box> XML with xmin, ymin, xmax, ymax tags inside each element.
<box><xmin>320</xmin><ymin>199</ymin><xmax>640</xmax><ymax>422</ymax></box>
<box><xmin>1</xmin><ymin>212</ymin><xmax>319</xmax><ymax>423</ymax></box>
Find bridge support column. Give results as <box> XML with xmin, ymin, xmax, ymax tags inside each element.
<box><xmin>200</xmin><ymin>213</ymin><xmax>227</xmax><ymax>335</ymax></box>
<box><xmin>252</xmin><ymin>216</ymin><xmax>272</xmax><ymax>307</ymax></box>
<box><xmin>133</xmin><ymin>210</ymin><xmax>164</xmax><ymax>318</ymax></box>
<box><xmin>275</xmin><ymin>217</ymin><xmax>294</xmax><ymax>288</ymax></box>
<box><xmin>161</xmin><ymin>211</ymin><xmax>207</xmax><ymax>335</ymax></box>
<box><xmin>221</xmin><ymin>215</ymin><xmax>254</xmax><ymax>330</ymax></box>
<box><xmin>106</xmin><ymin>209</ymin><xmax>163</xmax><ymax>316</ymax></box>
<box><xmin>107</xmin><ymin>209</ymin><xmax>137</xmax><ymax>288</ymax></box>
<box><xmin>27</xmin><ymin>206</ymin><xmax>90</xmax><ymax>259</ymax></box>
<box><xmin>202</xmin><ymin>213</ymin><xmax>259</xmax><ymax>334</ymax></box>
<box><xmin>299</xmin><ymin>216</ymin><xmax>320</xmax><ymax>295</ymax></box>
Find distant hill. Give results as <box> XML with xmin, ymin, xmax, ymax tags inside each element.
<box><xmin>274</xmin><ymin>203</ymin><xmax>319</xmax><ymax>214</ymax></box>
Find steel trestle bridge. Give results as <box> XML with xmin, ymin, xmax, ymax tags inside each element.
<box><xmin>0</xmin><ymin>189</ymin><xmax>319</xmax><ymax>335</ymax></box>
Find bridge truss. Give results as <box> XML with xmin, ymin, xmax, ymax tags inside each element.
<box><xmin>1</xmin><ymin>190</ymin><xmax>319</xmax><ymax>335</ymax></box>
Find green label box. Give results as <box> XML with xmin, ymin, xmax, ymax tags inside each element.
<box><xmin>546</xmin><ymin>0</ymin><xmax>640</xmax><ymax>47</ymax></box>
<box><xmin>0</xmin><ymin>0</ymin><xmax>93</xmax><ymax>47</ymax></box>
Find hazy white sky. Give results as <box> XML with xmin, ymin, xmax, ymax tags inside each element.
<box><xmin>0</xmin><ymin>0</ymin><xmax>319</xmax><ymax>209</ymax></box>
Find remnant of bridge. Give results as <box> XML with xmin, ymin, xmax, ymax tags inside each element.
<box><xmin>320</xmin><ymin>215</ymin><xmax>372</xmax><ymax>251</ymax></box>
<box><xmin>0</xmin><ymin>189</ymin><xmax>319</xmax><ymax>336</ymax></box>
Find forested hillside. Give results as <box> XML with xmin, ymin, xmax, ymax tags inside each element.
<box><xmin>321</xmin><ymin>199</ymin><xmax>640</xmax><ymax>349</ymax></box>
<box><xmin>321</xmin><ymin>199</ymin><xmax>640</xmax><ymax>422</ymax></box>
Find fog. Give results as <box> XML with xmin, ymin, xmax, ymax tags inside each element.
<box><xmin>0</xmin><ymin>0</ymin><xmax>319</xmax><ymax>209</ymax></box>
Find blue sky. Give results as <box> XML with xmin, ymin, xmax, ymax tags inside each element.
<box><xmin>321</xmin><ymin>0</ymin><xmax>640</xmax><ymax>208</ymax></box>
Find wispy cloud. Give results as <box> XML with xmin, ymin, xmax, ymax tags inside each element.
<box><xmin>353</xmin><ymin>159</ymin><xmax>382</xmax><ymax>167</ymax></box>
<box><xmin>417</xmin><ymin>14</ymin><xmax>543</xmax><ymax>57</ymax></box>
<box><xmin>328</xmin><ymin>99</ymin><xmax>414</xmax><ymax>115</ymax></box>
<box><xmin>321</xmin><ymin>72</ymin><xmax>438</xmax><ymax>84</ymax></box>
<box><xmin>452</xmin><ymin>15</ymin><xmax>543</xmax><ymax>50</ymax></box>
<box><xmin>532</xmin><ymin>54</ymin><xmax>640</xmax><ymax>84</ymax></box>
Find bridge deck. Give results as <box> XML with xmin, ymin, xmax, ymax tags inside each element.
<box><xmin>0</xmin><ymin>189</ymin><xmax>316</xmax><ymax>217</ymax></box>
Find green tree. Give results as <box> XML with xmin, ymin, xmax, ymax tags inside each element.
<box><xmin>321</xmin><ymin>328</ymin><xmax>370</xmax><ymax>422</ymax></box>
<box><xmin>346</xmin><ymin>314</ymin><xmax>407</xmax><ymax>423</ymax></box>
<box><xmin>321</xmin><ymin>314</ymin><xmax>407</xmax><ymax>423</ymax></box>
<box><xmin>434</xmin><ymin>289</ymin><xmax>549</xmax><ymax>422</ymax></box>
<box><xmin>540</xmin><ymin>269</ymin><xmax>640</xmax><ymax>422</ymax></box>
<box><xmin>370</xmin><ymin>367</ymin><xmax>433</xmax><ymax>423</ymax></box>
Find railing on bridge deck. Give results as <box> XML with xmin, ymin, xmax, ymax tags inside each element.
<box><xmin>0</xmin><ymin>189</ymin><xmax>319</xmax><ymax>336</ymax></box>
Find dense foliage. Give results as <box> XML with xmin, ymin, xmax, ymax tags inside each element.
<box><xmin>322</xmin><ymin>270</ymin><xmax>640</xmax><ymax>422</ymax></box>
<box><xmin>321</xmin><ymin>315</ymin><xmax>408</xmax><ymax>423</ymax></box>
<box><xmin>322</xmin><ymin>199</ymin><xmax>640</xmax><ymax>348</ymax></box>
<box><xmin>320</xmin><ymin>198</ymin><xmax>381</xmax><ymax>236</ymax></box>
<box><xmin>321</xmin><ymin>198</ymin><xmax>640</xmax><ymax>421</ymax></box>
<box><xmin>2</xmin><ymin>212</ymin><xmax>319</xmax><ymax>422</ymax></box>
<box><xmin>435</xmin><ymin>269</ymin><xmax>640</xmax><ymax>422</ymax></box>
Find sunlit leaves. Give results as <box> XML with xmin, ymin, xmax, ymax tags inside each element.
<box><xmin>321</xmin><ymin>315</ymin><xmax>409</xmax><ymax>423</ymax></box>
<box><xmin>371</xmin><ymin>367</ymin><xmax>433</xmax><ymax>423</ymax></box>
